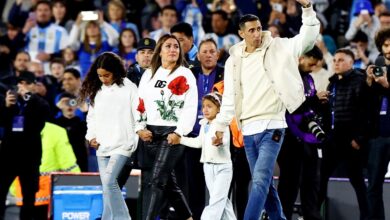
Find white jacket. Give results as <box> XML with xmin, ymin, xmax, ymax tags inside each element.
<box><xmin>215</xmin><ymin>5</ymin><xmax>320</xmax><ymax>131</ymax></box>
<box><xmin>86</xmin><ymin>78</ymin><xmax>139</xmax><ymax>157</ymax></box>
<box><xmin>180</xmin><ymin>119</ymin><xmax>231</xmax><ymax>164</ymax></box>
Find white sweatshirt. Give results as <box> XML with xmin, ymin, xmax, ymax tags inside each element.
<box><xmin>136</xmin><ymin>66</ymin><xmax>198</xmax><ymax>137</ymax></box>
<box><xmin>86</xmin><ymin>78</ymin><xmax>139</xmax><ymax>157</ymax></box>
<box><xmin>180</xmin><ymin>119</ymin><xmax>231</xmax><ymax>164</ymax></box>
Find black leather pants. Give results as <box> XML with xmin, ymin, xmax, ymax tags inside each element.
<box><xmin>144</xmin><ymin>125</ymin><xmax>192</xmax><ymax>220</ymax></box>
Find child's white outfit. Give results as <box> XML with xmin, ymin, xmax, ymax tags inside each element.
<box><xmin>180</xmin><ymin>119</ymin><xmax>237</xmax><ymax>220</ymax></box>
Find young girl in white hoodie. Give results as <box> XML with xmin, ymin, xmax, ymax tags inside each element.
<box><xmin>80</xmin><ymin>52</ymin><xmax>138</xmax><ymax>220</ymax></box>
<box><xmin>179</xmin><ymin>92</ymin><xmax>237</xmax><ymax>220</ymax></box>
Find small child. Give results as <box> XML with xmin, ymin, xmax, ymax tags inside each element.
<box><xmin>179</xmin><ymin>92</ymin><xmax>237</xmax><ymax>220</ymax></box>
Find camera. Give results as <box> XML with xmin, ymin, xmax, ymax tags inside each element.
<box><xmin>81</xmin><ymin>11</ymin><xmax>98</xmax><ymax>21</ymax></box>
<box><xmin>67</xmin><ymin>99</ymin><xmax>77</xmax><ymax>107</ymax></box>
<box><xmin>373</xmin><ymin>66</ymin><xmax>384</xmax><ymax>77</ymax></box>
<box><xmin>272</xmin><ymin>3</ymin><xmax>283</xmax><ymax>12</ymax></box>
<box><xmin>307</xmin><ymin>119</ymin><xmax>326</xmax><ymax>143</ymax></box>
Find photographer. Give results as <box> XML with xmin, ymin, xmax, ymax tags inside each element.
<box><xmin>0</xmin><ymin>71</ymin><xmax>50</xmax><ymax>220</ymax></box>
<box><xmin>277</xmin><ymin>46</ymin><xmax>324</xmax><ymax>220</ymax></box>
<box><xmin>365</xmin><ymin>27</ymin><xmax>390</xmax><ymax>220</ymax></box>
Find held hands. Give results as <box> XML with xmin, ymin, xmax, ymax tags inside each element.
<box><xmin>212</xmin><ymin>131</ymin><xmax>224</xmax><ymax>146</ymax></box>
<box><xmin>137</xmin><ymin>129</ymin><xmax>153</xmax><ymax>142</ymax></box>
<box><xmin>167</xmin><ymin>133</ymin><xmax>181</xmax><ymax>145</ymax></box>
<box><xmin>317</xmin><ymin>91</ymin><xmax>330</xmax><ymax>103</ymax></box>
<box><xmin>89</xmin><ymin>138</ymin><xmax>100</xmax><ymax>150</ymax></box>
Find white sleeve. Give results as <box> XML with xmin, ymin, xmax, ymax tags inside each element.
<box><xmin>180</xmin><ymin>134</ymin><xmax>202</xmax><ymax>149</ymax></box>
<box><xmin>214</xmin><ymin>57</ymin><xmax>235</xmax><ymax>132</ymax></box>
<box><xmin>174</xmin><ymin>69</ymin><xmax>198</xmax><ymax>136</ymax></box>
<box><xmin>285</xmin><ymin>5</ymin><xmax>320</xmax><ymax>57</ymax></box>
<box><xmin>85</xmin><ymin>104</ymin><xmax>96</xmax><ymax>141</ymax></box>
<box><xmin>134</xmin><ymin>70</ymin><xmax>150</xmax><ymax>132</ymax></box>
<box><xmin>59</xmin><ymin>28</ymin><xmax>70</xmax><ymax>50</ymax></box>
<box><xmin>68</xmin><ymin>24</ymin><xmax>81</xmax><ymax>51</ymax></box>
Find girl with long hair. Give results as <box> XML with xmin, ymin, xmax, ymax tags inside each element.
<box><xmin>113</xmin><ymin>28</ymin><xmax>137</xmax><ymax>68</ymax></box>
<box><xmin>81</xmin><ymin>52</ymin><xmax>138</xmax><ymax>220</ymax></box>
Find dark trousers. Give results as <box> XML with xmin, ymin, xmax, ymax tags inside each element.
<box><xmin>367</xmin><ymin>137</ymin><xmax>390</xmax><ymax>220</ymax></box>
<box><xmin>0</xmin><ymin>165</ymin><xmax>39</xmax><ymax>220</ymax></box>
<box><xmin>277</xmin><ymin>132</ymin><xmax>322</xmax><ymax>220</ymax></box>
<box><xmin>144</xmin><ymin>125</ymin><xmax>192</xmax><ymax>220</ymax></box>
<box><xmin>229</xmin><ymin>146</ymin><xmax>251</xmax><ymax>220</ymax></box>
<box><xmin>319</xmin><ymin>136</ymin><xmax>369</xmax><ymax>220</ymax></box>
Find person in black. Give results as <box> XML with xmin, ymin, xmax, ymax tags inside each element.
<box><xmin>277</xmin><ymin>46</ymin><xmax>324</xmax><ymax>220</ymax></box>
<box><xmin>54</xmin><ymin>92</ymin><xmax>88</xmax><ymax>172</ymax></box>
<box><xmin>0</xmin><ymin>71</ymin><xmax>49</xmax><ymax>220</ymax></box>
<box><xmin>365</xmin><ymin>27</ymin><xmax>390</xmax><ymax>220</ymax></box>
<box><xmin>318</xmin><ymin>48</ymin><xmax>369</xmax><ymax>220</ymax></box>
<box><xmin>171</xmin><ymin>22</ymin><xmax>200</xmax><ymax>68</ymax></box>
<box><xmin>127</xmin><ymin>37</ymin><xmax>156</xmax><ymax>87</ymax></box>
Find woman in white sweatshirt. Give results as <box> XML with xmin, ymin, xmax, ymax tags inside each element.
<box><xmin>180</xmin><ymin>92</ymin><xmax>236</xmax><ymax>220</ymax></box>
<box><xmin>80</xmin><ymin>52</ymin><xmax>138</xmax><ymax>220</ymax></box>
<box><xmin>135</xmin><ymin>34</ymin><xmax>197</xmax><ymax>220</ymax></box>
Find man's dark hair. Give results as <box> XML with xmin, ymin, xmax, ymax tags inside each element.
<box><xmin>160</xmin><ymin>5</ymin><xmax>178</xmax><ymax>16</ymax></box>
<box><xmin>171</xmin><ymin>22</ymin><xmax>193</xmax><ymax>38</ymax></box>
<box><xmin>50</xmin><ymin>57</ymin><xmax>65</xmax><ymax>68</ymax></box>
<box><xmin>335</xmin><ymin>48</ymin><xmax>355</xmax><ymax>61</ymax></box>
<box><xmin>304</xmin><ymin>45</ymin><xmax>323</xmax><ymax>60</ymax></box>
<box><xmin>375</xmin><ymin>27</ymin><xmax>390</xmax><ymax>52</ymax></box>
<box><xmin>379</xmin><ymin>11</ymin><xmax>390</xmax><ymax>18</ymax></box>
<box><xmin>352</xmin><ymin>30</ymin><xmax>368</xmax><ymax>43</ymax></box>
<box><xmin>64</xmin><ymin>68</ymin><xmax>81</xmax><ymax>79</ymax></box>
<box><xmin>212</xmin><ymin>10</ymin><xmax>229</xmax><ymax>21</ymax></box>
<box><xmin>35</xmin><ymin>0</ymin><xmax>52</xmax><ymax>10</ymax></box>
<box><xmin>239</xmin><ymin>14</ymin><xmax>260</xmax><ymax>30</ymax></box>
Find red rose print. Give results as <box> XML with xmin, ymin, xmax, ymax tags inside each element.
<box><xmin>168</xmin><ymin>76</ymin><xmax>189</xmax><ymax>96</ymax></box>
<box><xmin>137</xmin><ymin>98</ymin><xmax>145</xmax><ymax>113</ymax></box>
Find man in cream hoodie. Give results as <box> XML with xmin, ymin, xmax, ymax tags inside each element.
<box><xmin>212</xmin><ymin>1</ymin><xmax>320</xmax><ymax>219</ymax></box>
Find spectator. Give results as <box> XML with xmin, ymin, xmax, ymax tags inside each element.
<box><xmin>52</xmin><ymin>0</ymin><xmax>74</xmax><ymax>32</ymax></box>
<box><xmin>106</xmin><ymin>0</ymin><xmax>140</xmax><ymax>40</ymax></box>
<box><xmin>127</xmin><ymin>37</ymin><xmax>156</xmax><ymax>86</ymax></box>
<box><xmin>0</xmin><ymin>51</ymin><xmax>31</xmax><ymax>95</ymax></box>
<box><xmin>22</xmin><ymin>0</ymin><xmax>69</xmax><ymax>73</ymax></box>
<box><xmin>54</xmin><ymin>92</ymin><xmax>88</xmax><ymax>172</ymax></box>
<box><xmin>267</xmin><ymin>23</ymin><xmax>285</xmax><ymax>37</ymax></box>
<box><xmin>345</xmin><ymin>0</ymin><xmax>380</xmax><ymax>60</ymax></box>
<box><xmin>7</xmin><ymin>0</ymin><xmax>38</xmax><ymax>29</ymax></box>
<box><xmin>204</xmin><ymin>10</ymin><xmax>240</xmax><ymax>64</ymax></box>
<box><xmin>0</xmin><ymin>71</ymin><xmax>50</xmax><ymax>220</ymax></box>
<box><xmin>69</xmin><ymin>11</ymin><xmax>119</xmax><ymax>78</ymax></box>
<box><xmin>113</xmin><ymin>28</ymin><xmax>138</xmax><ymax>68</ymax></box>
<box><xmin>171</xmin><ymin>22</ymin><xmax>199</xmax><ymax>67</ymax></box>
<box><xmin>379</xmin><ymin>11</ymin><xmax>390</xmax><ymax>28</ymax></box>
<box><xmin>141</xmin><ymin>0</ymin><xmax>173</xmax><ymax>35</ymax></box>
<box><xmin>149</xmin><ymin>5</ymin><xmax>178</xmax><ymax>42</ymax></box>
<box><xmin>0</xmin><ymin>23</ymin><xmax>26</xmax><ymax>75</ymax></box>
<box><xmin>61</xmin><ymin>47</ymin><xmax>81</xmax><ymax>71</ymax></box>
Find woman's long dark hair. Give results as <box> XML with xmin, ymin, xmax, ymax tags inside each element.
<box><xmin>150</xmin><ymin>34</ymin><xmax>185</xmax><ymax>78</ymax></box>
<box><xmin>79</xmin><ymin>52</ymin><xmax>126</xmax><ymax>105</ymax></box>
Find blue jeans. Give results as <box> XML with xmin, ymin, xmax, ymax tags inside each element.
<box><xmin>243</xmin><ymin>129</ymin><xmax>286</xmax><ymax>220</ymax></box>
<box><xmin>97</xmin><ymin>154</ymin><xmax>131</xmax><ymax>220</ymax></box>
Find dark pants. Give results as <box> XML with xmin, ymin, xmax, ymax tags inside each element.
<box><xmin>144</xmin><ymin>125</ymin><xmax>192</xmax><ymax>220</ymax></box>
<box><xmin>277</xmin><ymin>132</ymin><xmax>322</xmax><ymax>220</ymax></box>
<box><xmin>319</xmin><ymin>136</ymin><xmax>368</xmax><ymax>220</ymax></box>
<box><xmin>0</xmin><ymin>165</ymin><xmax>39</xmax><ymax>220</ymax></box>
<box><xmin>229</xmin><ymin>146</ymin><xmax>251</xmax><ymax>220</ymax></box>
<box><xmin>367</xmin><ymin>137</ymin><xmax>390</xmax><ymax>220</ymax></box>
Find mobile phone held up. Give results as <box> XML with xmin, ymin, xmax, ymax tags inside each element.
<box><xmin>81</xmin><ymin>11</ymin><xmax>98</xmax><ymax>21</ymax></box>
